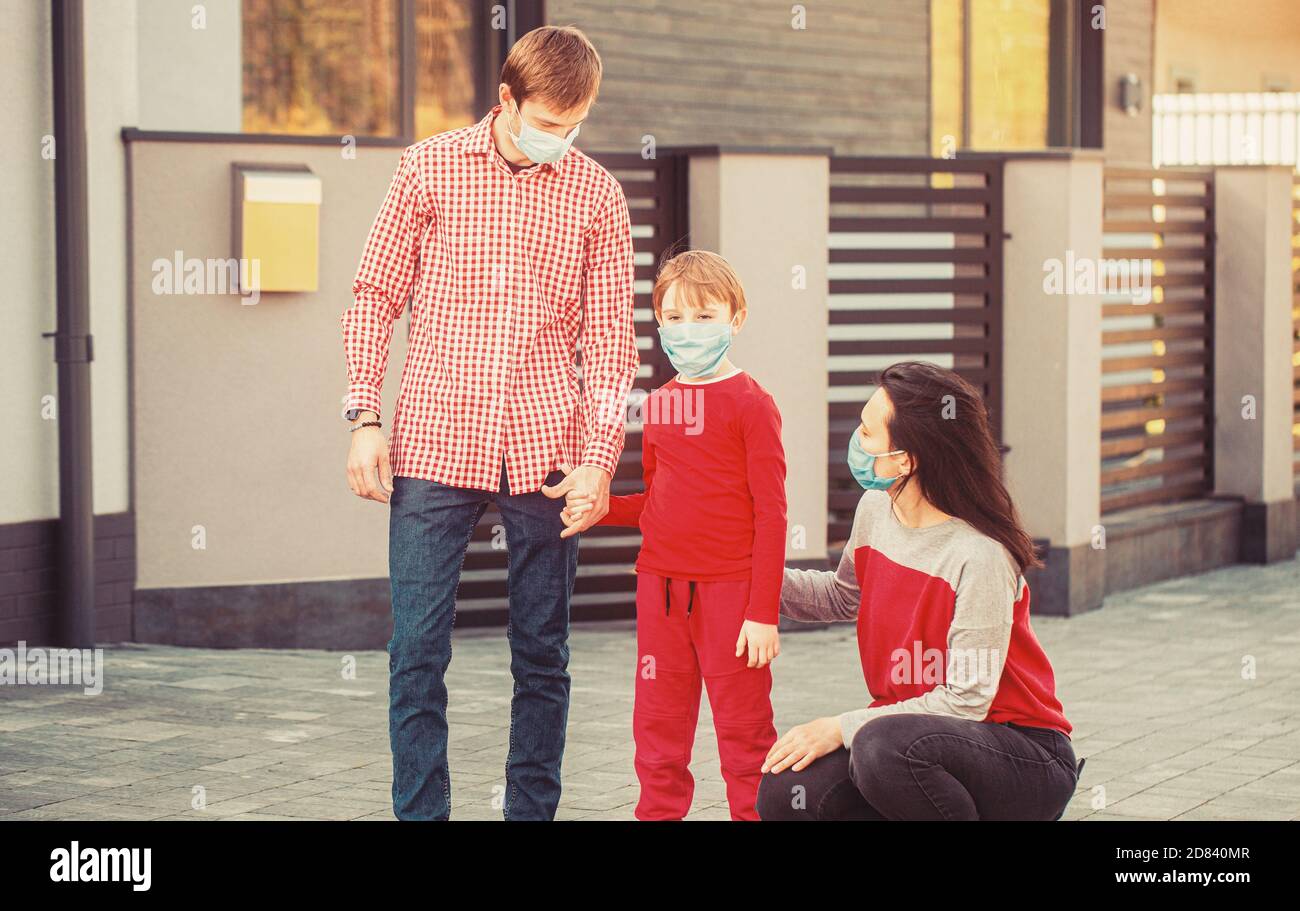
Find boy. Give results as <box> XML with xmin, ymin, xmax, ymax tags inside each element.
<box><xmin>556</xmin><ymin>251</ymin><xmax>787</xmax><ymax>820</ymax></box>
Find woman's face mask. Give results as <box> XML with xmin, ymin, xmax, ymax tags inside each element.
<box><xmin>847</xmin><ymin>429</ymin><xmax>906</xmax><ymax>491</ymax></box>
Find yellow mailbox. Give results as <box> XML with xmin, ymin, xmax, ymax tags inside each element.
<box><xmin>232</xmin><ymin>163</ymin><xmax>321</xmax><ymax>293</ymax></box>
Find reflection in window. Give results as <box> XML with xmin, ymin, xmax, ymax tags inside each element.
<box><xmin>931</xmin><ymin>0</ymin><xmax>1051</xmax><ymax>153</ymax></box>
<box><xmin>415</xmin><ymin>0</ymin><xmax>484</xmax><ymax>139</ymax></box>
<box><xmin>242</xmin><ymin>0</ymin><xmax>400</xmax><ymax>136</ymax></box>
<box><xmin>242</xmin><ymin>0</ymin><xmax>491</xmax><ymax>138</ymax></box>
<box><xmin>931</xmin><ymin>0</ymin><xmax>965</xmax><ymax>158</ymax></box>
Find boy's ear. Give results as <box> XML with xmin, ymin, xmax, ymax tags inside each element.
<box><xmin>732</xmin><ymin>309</ymin><xmax>748</xmax><ymax>331</ymax></box>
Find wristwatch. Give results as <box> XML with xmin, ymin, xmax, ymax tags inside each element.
<box><xmin>345</xmin><ymin>408</ymin><xmax>362</xmax><ymax>421</ymax></box>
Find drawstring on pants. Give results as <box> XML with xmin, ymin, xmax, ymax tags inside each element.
<box><xmin>664</xmin><ymin>577</ymin><xmax>696</xmax><ymax>617</ymax></box>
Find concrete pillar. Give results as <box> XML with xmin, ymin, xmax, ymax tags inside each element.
<box><xmin>681</xmin><ymin>147</ymin><xmax>831</xmax><ymax>568</ymax></box>
<box><xmin>994</xmin><ymin>150</ymin><xmax>1107</xmax><ymax>616</ymax></box>
<box><xmin>1212</xmin><ymin>165</ymin><xmax>1298</xmax><ymax>563</ymax></box>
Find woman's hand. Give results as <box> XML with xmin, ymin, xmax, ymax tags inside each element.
<box><xmin>761</xmin><ymin>717</ymin><xmax>844</xmax><ymax>774</ymax></box>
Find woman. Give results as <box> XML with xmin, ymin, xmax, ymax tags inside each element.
<box><xmin>755</xmin><ymin>361</ymin><xmax>1082</xmax><ymax>821</ymax></box>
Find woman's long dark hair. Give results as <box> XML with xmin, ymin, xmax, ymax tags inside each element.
<box><xmin>878</xmin><ymin>361</ymin><xmax>1043</xmax><ymax>574</ymax></box>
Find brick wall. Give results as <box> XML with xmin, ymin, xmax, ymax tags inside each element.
<box><xmin>0</xmin><ymin>514</ymin><xmax>135</xmax><ymax>646</ymax></box>
<box><xmin>547</xmin><ymin>0</ymin><xmax>931</xmax><ymax>155</ymax></box>
<box><xmin>1103</xmin><ymin>0</ymin><xmax>1155</xmax><ymax>165</ymax></box>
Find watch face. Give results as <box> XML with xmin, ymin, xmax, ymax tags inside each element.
<box><xmin>346</xmin><ymin>409</ymin><xmax>361</xmax><ymax>421</ymax></box>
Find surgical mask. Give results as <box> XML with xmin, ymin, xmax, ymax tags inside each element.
<box><xmin>658</xmin><ymin>318</ymin><xmax>737</xmax><ymax>379</ymax></box>
<box><xmin>847</xmin><ymin>430</ymin><xmax>906</xmax><ymax>491</ymax></box>
<box><xmin>506</xmin><ymin>100</ymin><xmax>579</xmax><ymax>164</ymax></box>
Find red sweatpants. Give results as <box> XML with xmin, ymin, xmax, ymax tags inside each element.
<box><xmin>632</xmin><ymin>571</ymin><xmax>778</xmax><ymax>821</ymax></box>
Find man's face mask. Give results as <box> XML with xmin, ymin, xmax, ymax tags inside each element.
<box><xmin>506</xmin><ymin>99</ymin><xmax>579</xmax><ymax>164</ymax></box>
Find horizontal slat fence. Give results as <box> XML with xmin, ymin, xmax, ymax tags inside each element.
<box><xmin>826</xmin><ymin>157</ymin><xmax>1005</xmax><ymax>546</ymax></box>
<box><xmin>1100</xmin><ymin>166</ymin><xmax>1215</xmax><ymax>514</ymax></box>
<box><xmin>1293</xmin><ymin>176</ymin><xmax>1300</xmax><ymax>482</ymax></box>
<box><xmin>454</xmin><ymin>152</ymin><xmax>685</xmax><ymax>624</ymax></box>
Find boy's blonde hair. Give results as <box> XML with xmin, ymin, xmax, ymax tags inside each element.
<box><xmin>500</xmin><ymin>26</ymin><xmax>602</xmax><ymax>113</ymax></box>
<box><xmin>652</xmin><ymin>250</ymin><xmax>748</xmax><ymax>318</ymax></box>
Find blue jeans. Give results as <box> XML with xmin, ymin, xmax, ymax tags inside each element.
<box><xmin>387</xmin><ymin>460</ymin><xmax>578</xmax><ymax>820</ymax></box>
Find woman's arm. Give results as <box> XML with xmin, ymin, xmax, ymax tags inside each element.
<box><xmin>837</xmin><ymin>538</ymin><xmax>1018</xmax><ymax>749</ymax></box>
<box><xmin>779</xmin><ymin>546</ymin><xmax>861</xmax><ymax>622</ymax></box>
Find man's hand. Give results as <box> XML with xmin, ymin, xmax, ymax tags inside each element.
<box><xmin>761</xmin><ymin>717</ymin><xmax>844</xmax><ymax>774</ymax></box>
<box><xmin>541</xmin><ymin>464</ymin><xmax>610</xmax><ymax>538</ymax></box>
<box><xmin>559</xmin><ymin>491</ymin><xmax>596</xmax><ymax>530</ymax></box>
<box><xmin>346</xmin><ymin>419</ymin><xmax>393</xmax><ymax>503</ymax></box>
<box><xmin>735</xmin><ymin>620</ymin><xmax>780</xmax><ymax>668</ymax></box>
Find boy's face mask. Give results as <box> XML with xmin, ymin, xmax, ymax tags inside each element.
<box><xmin>657</xmin><ymin>316</ymin><xmax>738</xmax><ymax>379</ymax></box>
<box><xmin>506</xmin><ymin>99</ymin><xmax>579</xmax><ymax>164</ymax></box>
<box><xmin>847</xmin><ymin>430</ymin><xmax>906</xmax><ymax>491</ymax></box>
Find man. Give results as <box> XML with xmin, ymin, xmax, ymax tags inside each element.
<box><xmin>340</xmin><ymin>25</ymin><xmax>637</xmax><ymax>821</ymax></box>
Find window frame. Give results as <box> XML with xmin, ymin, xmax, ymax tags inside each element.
<box><xmin>398</xmin><ymin>0</ymin><xmax>546</xmax><ymax>142</ymax></box>
<box><xmin>935</xmin><ymin>0</ymin><xmax>1103</xmax><ymax>153</ymax></box>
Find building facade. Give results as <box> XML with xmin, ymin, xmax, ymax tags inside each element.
<box><xmin>3</xmin><ymin>0</ymin><xmax>1297</xmax><ymax>647</ymax></box>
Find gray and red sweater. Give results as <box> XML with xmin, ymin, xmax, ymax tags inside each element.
<box><xmin>781</xmin><ymin>488</ymin><xmax>1072</xmax><ymax>746</ymax></box>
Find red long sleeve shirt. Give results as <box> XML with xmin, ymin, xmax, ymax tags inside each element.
<box><xmin>598</xmin><ymin>369</ymin><xmax>788</xmax><ymax>624</ymax></box>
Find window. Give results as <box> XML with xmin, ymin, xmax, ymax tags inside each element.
<box><xmin>239</xmin><ymin>0</ymin><xmax>544</xmax><ymax>139</ymax></box>
<box><xmin>931</xmin><ymin>0</ymin><xmax>1100</xmax><ymax>155</ymax></box>
<box><xmin>242</xmin><ymin>0</ymin><xmax>402</xmax><ymax>136</ymax></box>
<box><xmin>415</xmin><ymin>0</ymin><xmax>490</xmax><ymax>138</ymax></box>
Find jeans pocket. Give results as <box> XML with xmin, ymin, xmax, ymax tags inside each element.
<box><xmin>1008</xmin><ymin>723</ymin><xmax>1068</xmax><ymax>763</ymax></box>
<box><xmin>1053</xmin><ymin>736</ymin><xmax>1081</xmax><ymax>783</ymax></box>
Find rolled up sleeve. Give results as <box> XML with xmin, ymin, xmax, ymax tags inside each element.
<box><xmin>340</xmin><ymin>145</ymin><xmax>431</xmax><ymax>420</ymax></box>
<box><xmin>577</xmin><ymin>180</ymin><xmax>638</xmax><ymax>475</ymax></box>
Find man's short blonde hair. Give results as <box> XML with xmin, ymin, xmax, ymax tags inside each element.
<box><xmin>652</xmin><ymin>250</ymin><xmax>748</xmax><ymax>318</ymax></box>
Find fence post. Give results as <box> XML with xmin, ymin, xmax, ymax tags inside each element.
<box><xmin>1211</xmin><ymin>165</ymin><xmax>1298</xmax><ymax>563</ymax></box>
<box><xmin>679</xmin><ymin>146</ymin><xmax>832</xmax><ymax>573</ymax></box>
<box><xmin>994</xmin><ymin>150</ymin><xmax>1107</xmax><ymax>617</ymax></box>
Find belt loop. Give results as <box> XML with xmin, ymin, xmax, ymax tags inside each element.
<box><xmin>686</xmin><ymin>581</ymin><xmax>695</xmax><ymax>617</ymax></box>
<box><xmin>665</xmin><ymin>576</ymin><xmax>672</xmax><ymax>616</ymax></box>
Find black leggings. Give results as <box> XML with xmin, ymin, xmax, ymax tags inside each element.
<box><xmin>756</xmin><ymin>713</ymin><xmax>1082</xmax><ymax>821</ymax></box>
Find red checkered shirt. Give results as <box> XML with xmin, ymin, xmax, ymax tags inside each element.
<box><xmin>341</xmin><ymin>104</ymin><xmax>639</xmax><ymax>494</ymax></box>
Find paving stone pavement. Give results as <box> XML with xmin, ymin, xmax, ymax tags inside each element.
<box><xmin>1</xmin><ymin>552</ymin><xmax>1298</xmax><ymax>821</ymax></box>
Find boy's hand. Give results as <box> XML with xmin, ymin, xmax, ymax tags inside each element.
<box><xmin>735</xmin><ymin>620</ymin><xmax>780</xmax><ymax>669</ymax></box>
<box><xmin>541</xmin><ymin>465</ymin><xmax>609</xmax><ymax>538</ymax></box>
<box><xmin>559</xmin><ymin>492</ymin><xmax>597</xmax><ymax>529</ymax></box>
